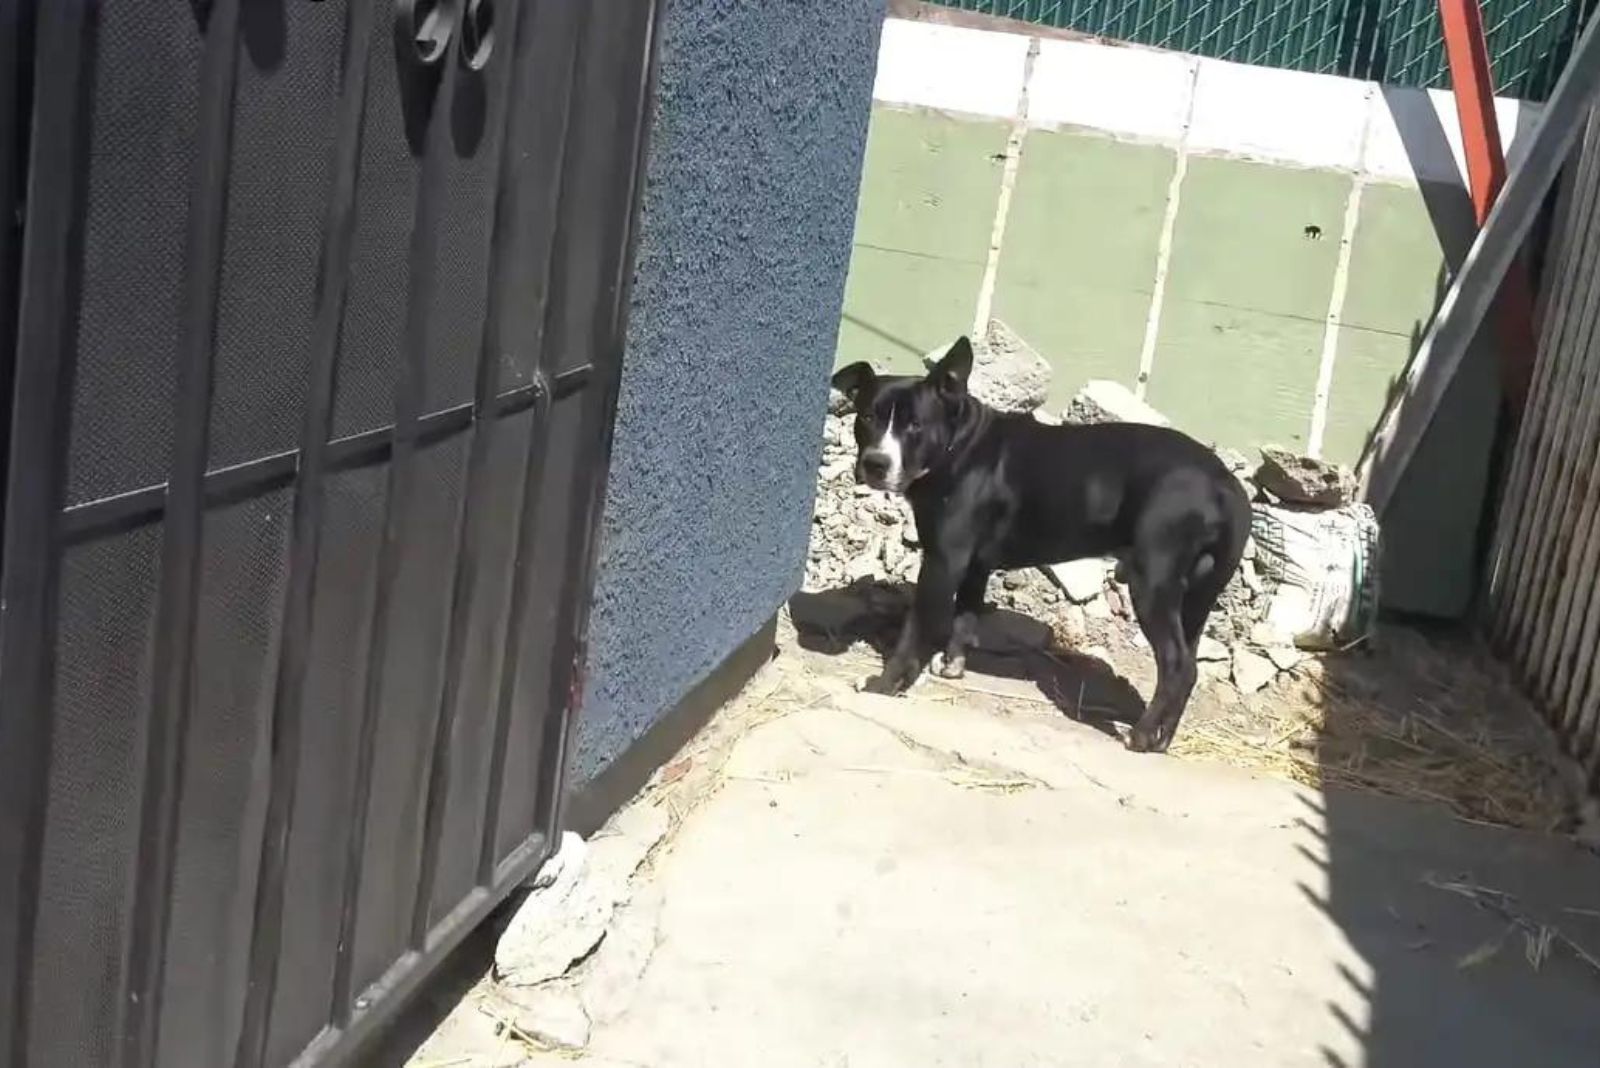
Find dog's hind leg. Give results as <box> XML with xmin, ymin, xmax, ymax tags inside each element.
<box><xmin>935</xmin><ymin>564</ymin><xmax>990</xmax><ymax>679</ymax></box>
<box><xmin>1126</xmin><ymin>555</ymin><xmax>1198</xmax><ymax>754</ymax></box>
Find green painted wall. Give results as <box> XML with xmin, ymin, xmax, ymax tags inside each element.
<box><xmin>837</xmin><ymin>108</ymin><xmax>1007</xmax><ymax>374</ymax></box>
<box><xmin>1148</xmin><ymin>157</ymin><xmax>1349</xmax><ymax>453</ymax></box>
<box><xmin>833</xmin><ymin>104</ymin><xmax>1493</xmax><ymax>618</ymax></box>
<box><xmin>992</xmin><ymin>130</ymin><xmax>1172</xmax><ymax>405</ymax></box>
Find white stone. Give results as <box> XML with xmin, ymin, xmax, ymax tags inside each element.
<box><xmin>1048</xmin><ymin>558</ymin><xmax>1111</xmax><ymax>603</ymax></box>
<box><xmin>1232</xmin><ymin>649</ymin><xmax>1277</xmax><ymax>695</ymax></box>
<box><xmin>1265</xmin><ymin>645</ymin><xmax>1307</xmax><ymax>672</ymax></box>
<box><xmin>497</xmin><ymin>805</ymin><xmax>667</xmax><ymax>988</ymax></box>
<box><xmin>529</xmin><ymin>831</ymin><xmax>586</xmax><ymax>891</ymax></box>
<box><xmin>1062</xmin><ymin>380</ymin><xmax>1170</xmax><ymax>427</ymax></box>
<box><xmin>1196</xmin><ymin>635</ymin><xmax>1230</xmax><ymax>663</ymax></box>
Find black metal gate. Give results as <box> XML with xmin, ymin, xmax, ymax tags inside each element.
<box><xmin>0</xmin><ymin>2</ymin><xmax>660</xmax><ymax>1065</ymax></box>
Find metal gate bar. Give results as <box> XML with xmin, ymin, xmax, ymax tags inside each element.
<box><xmin>0</xmin><ymin>2</ymin><xmax>663</xmax><ymax>1065</ymax></box>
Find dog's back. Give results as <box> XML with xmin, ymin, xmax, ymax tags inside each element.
<box><xmin>983</xmin><ymin>416</ymin><xmax>1246</xmax><ymax>571</ymax></box>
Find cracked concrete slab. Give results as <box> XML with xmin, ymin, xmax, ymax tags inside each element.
<box><xmin>408</xmin><ymin>651</ymin><xmax>1600</xmax><ymax>1068</ymax></box>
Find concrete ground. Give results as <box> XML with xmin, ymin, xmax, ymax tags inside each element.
<box><xmin>399</xmin><ymin>623</ymin><xmax>1600</xmax><ymax>1068</ymax></box>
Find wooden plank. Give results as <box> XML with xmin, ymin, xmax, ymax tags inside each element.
<box><xmin>1505</xmin><ymin>215</ymin><xmax>1600</xmax><ymax>663</ymax></box>
<box><xmin>1358</xmin><ymin>15</ymin><xmax>1600</xmax><ymax>514</ymax></box>
<box><xmin>1485</xmin><ymin>112</ymin><xmax>1600</xmax><ymax>622</ymax></box>
<box><xmin>1495</xmin><ymin>116</ymin><xmax>1600</xmax><ymax>650</ymax></box>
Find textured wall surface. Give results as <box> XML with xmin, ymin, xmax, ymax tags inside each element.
<box><xmin>573</xmin><ymin>0</ymin><xmax>885</xmax><ymax>786</ymax></box>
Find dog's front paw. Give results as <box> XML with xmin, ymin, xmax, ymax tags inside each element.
<box><xmin>856</xmin><ymin>673</ymin><xmax>896</xmax><ymax>695</ymax></box>
<box><xmin>932</xmin><ymin>652</ymin><xmax>966</xmax><ymax>679</ymax></box>
<box><xmin>1126</xmin><ymin>721</ymin><xmax>1172</xmax><ymax>754</ymax></box>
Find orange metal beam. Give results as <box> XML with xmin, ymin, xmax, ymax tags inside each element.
<box><xmin>1438</xmin><ymin>0</ymin><xmax>1536</xmax><ymax>417</ymax></box>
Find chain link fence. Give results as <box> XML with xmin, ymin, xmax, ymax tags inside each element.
<box><xmin>927</xmin><ymin>0</ymin><xmax>1596</xmax><ymax>99</ymax></box>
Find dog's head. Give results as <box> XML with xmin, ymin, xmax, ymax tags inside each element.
<box><xmin>830</xmin><ymin>337</ymin><xmax>975</xmax><ymax>493</ymax></box>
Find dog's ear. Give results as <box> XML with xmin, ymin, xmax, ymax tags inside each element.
<box><xmin>931</xmin><ymin>336</ymin><xmax>974</xmax><ymax>395</ymax></box>
<box><xmin>830</xmin><ymin>361</ymin><xmax>877</xmax><ymax>406</ymax></box>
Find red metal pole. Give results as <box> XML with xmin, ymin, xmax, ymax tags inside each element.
<box><xmin>1438</xmin><ymin>0</ymin><xmax>1537</xmax><ymax>418</ymax></box>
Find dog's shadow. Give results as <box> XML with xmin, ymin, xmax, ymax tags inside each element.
<box><xmin>789</xmin><ymin>583</ymin><xmax>1147</xmax><ymax>740</ymax></box>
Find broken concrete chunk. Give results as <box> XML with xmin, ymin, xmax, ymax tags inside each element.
<box><xmin>496</xmin><ymin>806</ymin><xmax>665</xmax><ymax>989</ymax></box>
<box><xmin>1196</xmin><ymin>635</ymin><xmax>1231</xmax><ymax>662</ymax></box>
<box><xmin>529</xmin><ymin>831</ymin><xmax>586</xmax><ymax>891</ymax></box>
<box><xmin>577</xmin><ymin>882</ymin><xmax>663</xmax><ymax>1026</ymax></box>
<box><xmin>923</xmin><ymin>319</ymin><xmax>1052</xmax><ymax>413</ymax></box>
<box><xmin>1047</xmin><ymin>557</ymin><xmax>1111</xmax><ymax>603</ymax></box>
<box><xmin>1265</xmin><ymin>644</ymin><xmax>1307</xmax><ymax>671</ymax></box>
<box><xmin>1254</xmin><ymin>445</ymin><xmax>1355</xmax><ymax>508</ymax></box>
<box><xmin>1061</xmin><ymin>380</ymin><xmax>1171</xmax><ymax>427</ymax></box>
<box><xmin>1232</xmin><ymin>648</ymin><xmax>1277</xmax><ymax>694</ymax></box>
<box><xmin>501</xmin><ymin>986</ymin><xmax>591</xmax><ymax>1051</ymax></box>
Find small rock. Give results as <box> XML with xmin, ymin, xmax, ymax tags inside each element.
<box><xmin>1061</xmin><ymin>380</ymin><xmax>1170</xmax><ymax>427</ymax></box>
<box><xmin>1047</xmin><ymin>558</ymin><xmax>1110</xmax><ymax>603</ymax></box>
<box><xmin>925</xmin><ymin>319</ymin><xmax>1053</xmax><ymax>413</ymax></box>
<box><xmin>843</xmin><ymin>553</ymin><xmax>877</xmax><ymax>583</ymax></box>
<box><xmin>1084</xmin><ymin>596</ymin><xmax>1114</xmax><ymax>620</ymax></box>
<box><xmin>1254</xmin><ymin>445</ymin><xmax>1354</xmax><ymax>508</ymax></box>
<box><xmin>1196</xmin><ymin>635</ymin><xmax>1230</xmax><ymax>662</ymax></box>
<box><xmin>1251</xmin><ymin>619</ymin><xmax>1288</xmax><ymax>648</ymax></box>
<box><xmin>1002</xmin><ymin>571</ymin><xmax>1026</xmax><ymax>590</ymax></box>
<box><xmin>1215</xmin><ymin>447</ymin><xmax>1250</xmax><ymax>473</ymax></box>
<box><xmin>1057</xmin><ymin>604</ymin><xmax>1088</xmax><ymax>646</ymax></box>
<box><xmin>1232</xmin><ymin>648</ymin><xmax>1277</xmax><ymax>694</ymax></box>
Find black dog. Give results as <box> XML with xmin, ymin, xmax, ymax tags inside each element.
<box><xmin>830</xmin><ymin>337</ymin><xmax>1250</xmax><ymax>753</ymax></box>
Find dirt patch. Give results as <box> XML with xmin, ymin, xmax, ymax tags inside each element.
<box><xmin>787</xmin><ymin>574</ymin><xmax>1589</xmax><ymax>838</ymax></box>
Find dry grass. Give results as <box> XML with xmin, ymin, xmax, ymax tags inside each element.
<box><xmin>1423</xmin><ymin>874</ymin><xmax>1600</xmax><ymax>978</ymax></box>
<box><xmin>1172</xmin><ymin>659</ymin><xmax>1573</xmax><ymax>833</ymax></box>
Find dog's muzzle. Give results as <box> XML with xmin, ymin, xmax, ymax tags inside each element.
<box><xmin>859</xmin><ymin>451</ymin><xmax>892</xmax><ymax>488</ymax></box>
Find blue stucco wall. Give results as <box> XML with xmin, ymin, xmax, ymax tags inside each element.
<box><xmin>572</xmin><ymin>0</ymin><xmax>886</xmax><ymax>786</ymax></box>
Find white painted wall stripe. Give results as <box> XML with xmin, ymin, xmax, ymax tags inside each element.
<box><xmin>871</xmin><ymin>17</ymin><xmax>1541</xmax><ymax>189</ymax></box>
<box><xmin>1308</xmin><ymin>89</ymin><xmax>1379</xmax><ymax>458</ymax></box>
<box><xmin>1188</xmin><ymin>58</ymin><xmax>1370</xmax><ymax>172</ymax></box>
<box><xmin>1027</xmin><ymin>39</ymin><xmax>1196</xmax><ymax>143</ymax></box>
<box><xmin>972</xmin><ymin>38</ymin><xmax>1041</xmax><ymax>336</ymax></box>
<box><xmin>1363</xmin><ymin>87</ymin><xmax>1544</xmax><ymax>186</ymax></box>
<box><xmin>1135</xmin><ymin>61</ymin><xmax>1201</xmax><ymax>400</ymax></box>
<box><xmin>872</xmin><ymin>19</ymin><xmax>1030</xmax><ymax>120</ymax></box>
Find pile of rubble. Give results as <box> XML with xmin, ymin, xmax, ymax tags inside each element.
<box><xmin>804</xmin><ymin>321</ymin><xmax>1365</xmax><ymax>698</ymax></box>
